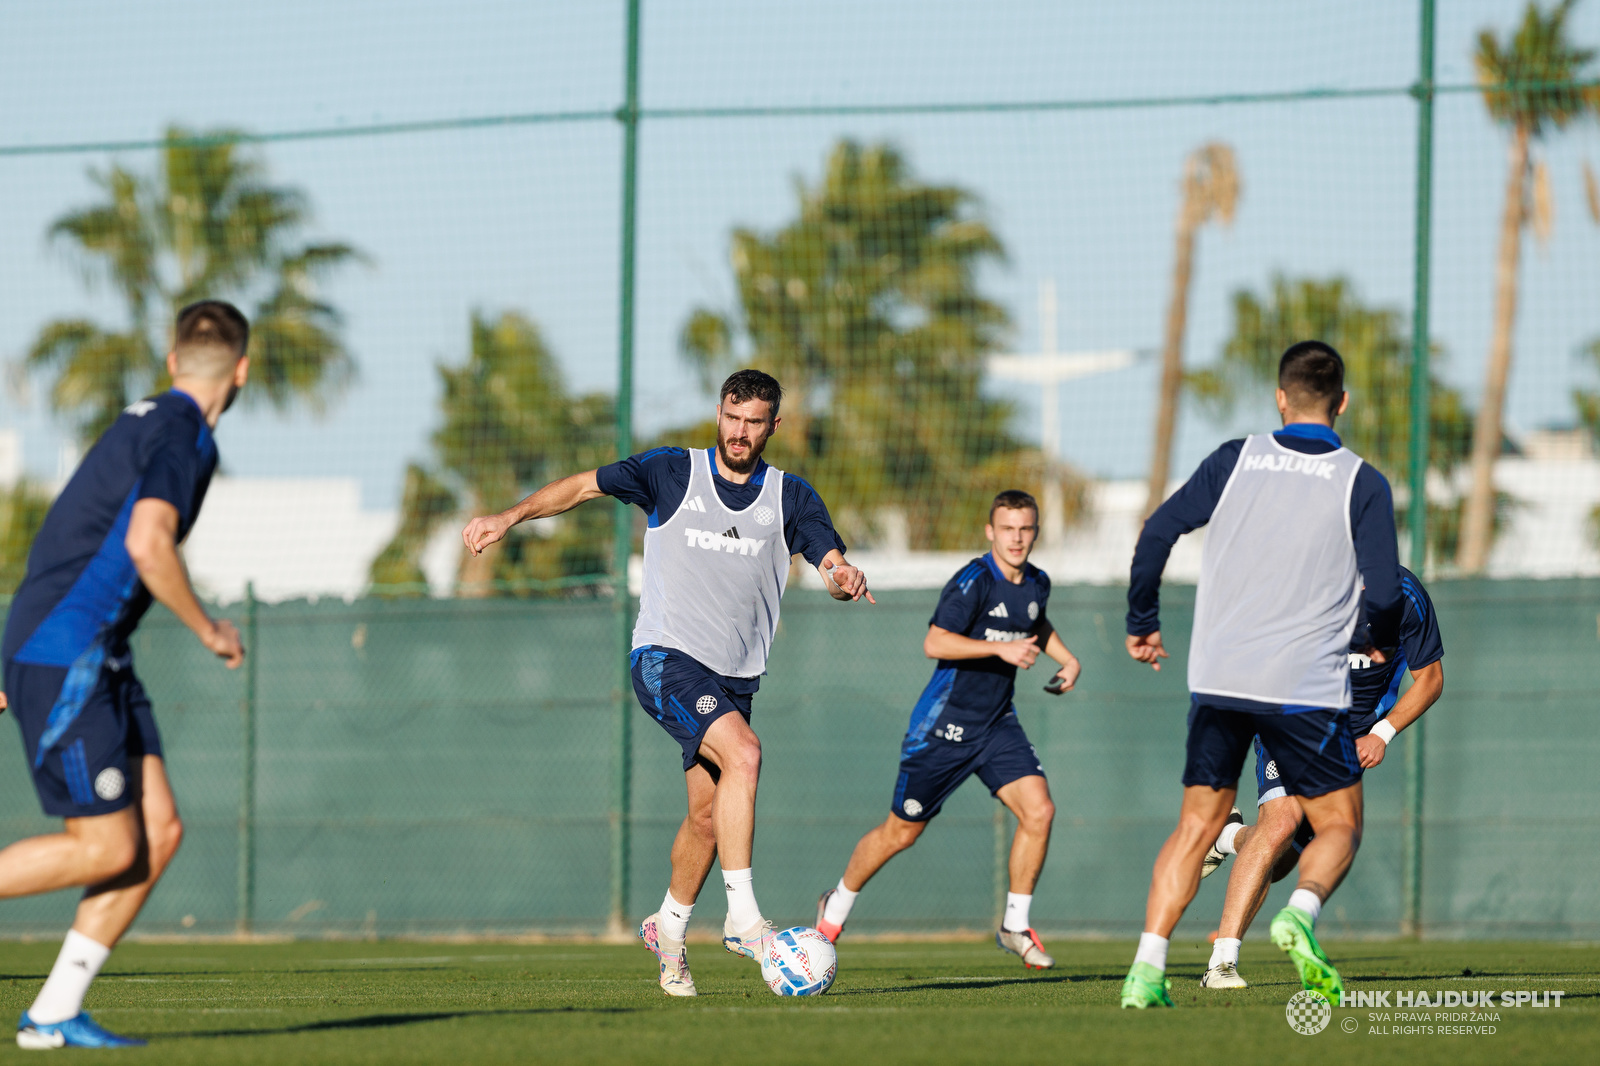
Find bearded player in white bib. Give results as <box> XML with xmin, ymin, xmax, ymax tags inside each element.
<box><xmin>462</xmin><ymin>369</ymin><xmax>872</xmax><ymax>997</ymax></box>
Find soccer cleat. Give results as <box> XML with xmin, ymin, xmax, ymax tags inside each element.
<box><xmin>996</xmin><ymin>928</ymin><xmax>1055</xmax><ymax>969</ymax></box>
<box><xmin>1200</xmin><ymin>962</ymin><xmax>1248</xmax><ymax>989</ymax></box>
<box><xmin>17</xmin><ymin>1010</ymin><xmax>146</xmax><ymax>1049</ymax></box>
<box><xmin>1119</xmin><ymin>961</ymin><xmax>1174</xmax><ymax>1008</ymax></box>
<box><xmin>1200</xmin><ymin>806</ymin><xmax>1244</xmax><ymax>879</ymax></box>
<box><xmin>722</xmin><ymin>916</ymin><xmax>775</xmax><ymax>961</ymax></box>
<box><xmin>816</xmin><ymin>889</ymin><xmax>844</xmax><ymax>944</ymax></box>
<box><xmin>1269</xmin><ymin>905</ymin><xmax>1342</xmax><ymax>1003</ymax></box>
<box><xmin>638</xmin><ymin>913</ymin><xmax>696</xmax><ymax>997</ymax></box>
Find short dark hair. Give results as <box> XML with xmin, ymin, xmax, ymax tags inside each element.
<box><xmin>176</xmin><ymin>299</ymin><xmax>250</xmax><ymax>355</ymax></box>
<box><xmin>719</xmin><ymin>368</ymin><xmax>782</xmax><ymax>419</ymax></box>
<box><xmin>1277</xmin><ymin>340</ymin><xmax>1345</xmax><ymax>418</ymax></box>
<box><xmin>989</xmin><ymin>489</ymin><xmax>1039</xmax><ymax>523</ymax></box>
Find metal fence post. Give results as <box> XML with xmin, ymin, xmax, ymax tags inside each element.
<box><xmin>1403</xmin><ymin>0</ymin><xmax>1436</xmax><ymax>939</ymax></box>
<box><xmin>236</xmin><ymin>581</ymin><xmax>258</xmax><ymax>937</ymax></box>
<box><xmin>608</xmin><ymin>0</ymin><xmax>642</xmax><ymax>938</ymax></box>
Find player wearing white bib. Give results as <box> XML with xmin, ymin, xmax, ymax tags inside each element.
<box><xmin>461</xmin><ymin>370</ymin><xmax>872</xmax><ymax>997</ymax></box>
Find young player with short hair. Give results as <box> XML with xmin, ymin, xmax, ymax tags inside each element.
<box><xmin>1197</xmin><ymin>566</ymin><xmax>1443</xmax><ymax>988</ymax></box>
<box><xmin>1</xmin><ymin>301</ymin><xmax>250</xmax><ymax>1048</ymax></box>
<box><xmin>1120</xmin><ymin>341</ymin><xmax>1402</xmax><ymax>1007</ymax></box>
<box><xmin>461</xmin><ymin>369</ymin><xmax>871</xmax><ymax>997</ymax></box>
<box><xmin>815</xmin><ymin>491</ymin><xmax>1080</xmax><ymax>968</ymax></box>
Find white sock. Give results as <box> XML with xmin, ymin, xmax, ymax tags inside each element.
<box><xmin>1209</xmin><ymin>937</ymin><xmax>1242</xmax><ymax>969</ymax></box>
<box><xmin>29</xmin><ymin>930</ymin><xmax>112</xmax><ymax>1024</ymax></box>
<box><xmin>722</xmin><ymin>868</ymin><xmax>762</xmax><ymax>930</ymax></box>
<box><xmin>1288</xmin><ymin>888</ymin><xmax>1323</xmax><ymax>923</ymax></box>
<box><xmin>1133</xmin><ymin>932</ymin><xmax>1169</xmax><ymax>973</ymax></box>
<box><xmin>658</xmin><ymin>891</ymin><xmax>693</xmax><ymax>943</ymax></box>
<box><xmin>1216</xmin><ymin>820</ymin><xmax>1244</xmax><ymax>856</ymax></box>
<box><xmin>1002</xmin><ymin>892</ymin><xmax>1033</xmax><ymax>933</ymax></box>
<box><xmin>822</xmin><ymin>878</ymin><xmax>858</xmax><ymax>926</ymax></box>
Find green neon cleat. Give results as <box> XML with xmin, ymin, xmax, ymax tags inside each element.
<box><xmin>1120</xmin><ymin>961</ymin><xmax>1174</xmax><ymax>1008</ymax></box>
<box><xmin>1269</xmin><ymin>905</ymin><xmax>1342</xmax><ymax>1003</ymax></box>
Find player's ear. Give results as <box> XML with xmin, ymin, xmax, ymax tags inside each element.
<box><xmin>166</xmin><ymin>350</ymin><xmax>180</xmax><ymax>378</ymax></box>
<box><xmin>769</xmin><ymin>414</ymin><xmax>780</xmax><ymax>434</ymax></box>
<box><xmin>234</xmin><ymin>355</ymin><xmax>251</xmax><ymax>387</ymax></box>
<box><xmin>984</xmin><ymin>523</ymin><xmax>995</xmax><ymax>543</ymax></box>
<box><xmin>1335</xmin><ymin>391</ymin><xmax>1349</xmax><ymax>418</ymax></box>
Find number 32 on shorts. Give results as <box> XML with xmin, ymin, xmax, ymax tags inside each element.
<box><xmin>940</xmin><ymin>723</ymin><xmax>964</xmax><ymax>742</ymax></box>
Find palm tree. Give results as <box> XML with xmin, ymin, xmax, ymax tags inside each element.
<box><xmin>681</xmin><ymin>140</ymin><xmax>1083</xmax><ymax>549</ymax></box>
<box><xmin>26</xmin><ymin>127</ymin><xmax>361</xmax><ymax>445</ymax></box>
<box><xmin>370</xmin><ymin>311</ymin><xmax>615</xmax><ymax>598</ymax></box>
<box><xmin>1459</xmin><ymin>0</ymin><xmax>1599</xmax><ymax>573</ymax></box>
<box><xmin>1144</xmin><ymin>142</ymin><xmax>1239</xmax><ymax>518</ymax></box>
<box><xmin>1193</xmin><ymin>275</ymin><xmax>1475</xmax><ymax>564</ymax></box>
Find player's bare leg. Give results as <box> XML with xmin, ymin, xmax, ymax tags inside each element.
<box><xmin>1269</xmin><ymin>781</ymin><xmax>1363</xmax><ymax>1001</ymax></box>
<box><xmin>994</xmin><ymin>774</ymin><xmax>1056</xmax><ymax>968</ymax></box>
<box><xmin>816</xmin><ymin>812</ymin><xmax>925</xmax><ymax>941</ymax></box>
<box><xmin>0</xmin><ymin>809</ymin><xmax>139</xmax><ymax>900</ymax></box>
<box><xmin>70</xmin><ymin>756</ymin><xmax>184</xmax><ymax>947</ymax></box>
<box><xmin>641</xmin><ymin>762</ymin><xmax>719</xmax><ymax>996</ymax></box>
<box><xmin>695</xmin><ymin>712</ymin><xmax>773</xmax><ymax>959</ymax></box>
<box><xmin>1144</xmin><ymin>784</ymin><xmax>1238</xmax><ymax>936</ymax></box>
<box><xmin>1203</xmin><ymin>795</ymin><xmax>1300</xmax><ymax>988</ymax></box>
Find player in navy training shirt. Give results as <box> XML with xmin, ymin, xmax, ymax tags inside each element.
<box><xmin>814</xmin><ymin>491</ymin><xmax>1081</xmax><ymax>970</ymax></box>
<box><xmin>1196</xmin><ymin>566</ymin><xmax>1443</xmax><ymax>988</ymax></box>
<box><xmin>0</xmin><ymin>302</ymin><xmax>249</xmax><ymax>1050</ymax></box>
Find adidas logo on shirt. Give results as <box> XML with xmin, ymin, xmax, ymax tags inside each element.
<box><xmin>722</xmin><ymin>527</ymin><xmax>741</xmax><ymax>540</ymax></box>
<box><xmin>684</xmin><ymin>495</ymin><xmax>707</xmax><ymax>512</ymax></box>
<box><xmin>988</xmin><ymin>603</ymin><xmax>1009</xmax><ymax>618</ymax></box>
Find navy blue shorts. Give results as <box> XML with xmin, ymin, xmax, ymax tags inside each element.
<box><xmin>5</xmin><ymin>658</ymin><xmax>162</xmax><ymax>818</ymax></box>
<box><xmin>891</xmin><ymin>712</ymin><xmax>1043</xmax><ymax>823</ymax></box>
<box><xmin>1184</xmin><ymin>696</ymin><xmax>1360</xmax><ymax>801</ymax></box>
<box><xmin>630</xmin><ymin>646</ymin><xmax>757</xmax><ymax>773</ymax></box>
<box><xmin>1253</xmin><ymin>738</ymin><xmax>1347</xmax><ymax>859</ymax></box>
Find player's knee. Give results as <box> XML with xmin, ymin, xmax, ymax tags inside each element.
<box><xmin>1020</xmin><ymin>797</ymin><xmax>1055</xmax><ymax>834</ymax></box>
<box><xmin>83</xmin><ymin>831</ymin><xmax>139</xmax><ymax>881</ymax></box>
<box><xmin>146</xmin><ymin>813</ymin><xmax>184</xmax><ymax>872</ymax></box>
<box><xmin>886</xmin><ymin>817</ymin><xmax>924</xmax><ymax>850</ymax></box>
<box><xmin>723</xmin><ymin>735</ymin><xmax>762</xmax><ymax>779</ymax></box>
<box><xmin>1176</xmin><ymin>809</ymin><xmax>1221</xmax><ymax>847</ymax></box>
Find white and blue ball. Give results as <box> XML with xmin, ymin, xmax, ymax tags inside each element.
<box><xmin>760</xmin><ymin>926</ymin><xmax>837</xmax><ymax>996</ymax></box>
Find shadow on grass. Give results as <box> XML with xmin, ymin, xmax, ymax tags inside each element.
<box><xmin>162</xmin><ymin>1006</ymin><xmax>640</xmax><ymax>1039</ymax></box>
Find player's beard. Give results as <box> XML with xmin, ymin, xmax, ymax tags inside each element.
<box><xmin>717</xmin><ymin>426</ymin><xmax>768</xmax><ymax>474</ymax></box>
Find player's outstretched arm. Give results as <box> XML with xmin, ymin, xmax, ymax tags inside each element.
<box><xmin>126</xmin><ymin>498</ymin><xmax>243</xmax><ymax>668</ymax></box>
<box><xmin>1042</xmin><ymin>629</ymin><xmax>1081</xmax><ymax>692</ymax></box>
<box><xmin>462</xmin><ymin>470</ymin><xmax>605</xmax><ymax>556</ymax></box>
<box><xmin>817</xmin><ymin>549</ymin><xmax>875</xmax><ymax>604</ymax></box>
<box><xmin>1356</xmin><ymin>658</ymin><xmax>1443</xmax><ymax>769</ymax></box>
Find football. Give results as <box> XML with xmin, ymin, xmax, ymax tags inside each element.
<box><xmin>759</xmin><ymin>927</ymin><xmax>838</xmax><ymax>996</ymax></box>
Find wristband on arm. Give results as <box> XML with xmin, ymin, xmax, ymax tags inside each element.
<box><xmin>1369</xmin><ymin>719</ymin><xmax>1398</xmax><ymax>745</ymax></box>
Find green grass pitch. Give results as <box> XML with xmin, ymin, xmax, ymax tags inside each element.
<box><xmin>0</xmin><ymin>938</ymin><xmax>1592</xmax><ymax>1064</ymax></box>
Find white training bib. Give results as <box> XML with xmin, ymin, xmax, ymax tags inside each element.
<box><xmin>631</xmin><ymin>449</ymin><xmax>789</xmax><ymax>678</ymax></box>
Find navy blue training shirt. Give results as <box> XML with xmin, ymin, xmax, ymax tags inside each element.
<box><xmin>1348</xmin><ymin>566</ymin><xmax>1442</xmax><ymax>736</ymax></box>
<box><xmin>902</xmin><ymin>553</ymin><xmax>1053</xmax><ymax>752</ymax></box>
<box><xmin>1127</xmin><ymin>423</ymin><xmax>1403</xmax><ymax>657</ymax></box>
<box><xmin>4</xmin><ymin>391</ymin><xmax>217</xmax><ymax>666</ymax></box>
<box><xmin>597</xmin><ymin>446</ymin><xmax>845</xmax><ymax>566</ymax></box>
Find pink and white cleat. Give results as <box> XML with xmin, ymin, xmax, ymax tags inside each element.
<box><xmin>638</xmin><ymin>913</ymin><xmax>696</xmax><ymax>997</ymax></box>
<box><xmin>722</xmin><ymin>916</ymin><xmax>775</xmax><ymax>960</ymax></box>
<box><xmin>815</xmin><ymin>888</ymin><xmax>845</xmax><ymax>943</ymax></box>
<box><xmin>996</xmin><ymin>927</ymin><xmax>1056</xmax><ymax>969</ymax></box>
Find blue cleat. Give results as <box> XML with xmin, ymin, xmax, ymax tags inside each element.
<box><xmin>17</xmin><ymin>1010</ymin><xmax>146</xmax><ymax>1049</ymax></box>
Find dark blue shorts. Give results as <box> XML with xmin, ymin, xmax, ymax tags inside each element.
<box><xmin>5</xmin><ymin>658</ymin><xmax>162</xmax><ymax>818</ymax></box>
<box><xmin>630</xmin><ymin>646</ymin><xmax>757</xmax><ymax>773</ymax></box>
<box><xmin>891</xmin><ymin>712</ymin><xmax>1043</xmax><ymax>823</ymax></box>
<box><xmin>1184</xmin><ymin>696</ymin><xmax>1360</xmax><ymax>801</ymax></box>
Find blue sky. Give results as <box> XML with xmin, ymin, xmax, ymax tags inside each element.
<box><xmin>3</xmin><ymin>0</ymin><xmax>1599</xmax><ymax>508</ymax></box>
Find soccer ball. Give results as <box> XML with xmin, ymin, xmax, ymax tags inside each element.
<box><xmin>759</xmin><ymin>926</ymin><xmax>837</xmax><ymax>996</ymax></box>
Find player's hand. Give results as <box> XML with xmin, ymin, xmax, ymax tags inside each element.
<box><xmin>462</xmin><ymin>512</ymin><xmax>514</xmax><ymax>556</ymax></box>
<box><xmin>0</xmin><ymin>690</ymin><xmax>7</xmax><ymax>715</ymax></box>
<box><xmin>1046</xmin><ymin>658</ymin><xmax>1080</xmax><ymax>693</ymax></box>
<box><xmin>204</xmin><ymin>619</ymin><xmax>245</xmax><ymax>669</ymax></box>
<box><xmin>1355</xmin><ymin>643</ymin><xmax>1389</xmax><ymax>665</ymax></box>
<box><xmin>1126</xmin><ymin>631</ymin><xmax>1167</xmax><ymax>671</ymax></box>
<box><xmin>822</xmin><ymin>558</ymin><xmax>876</xmax><ymax>603</ymax></box>
<box><xmin>995</xmin><ymin>635</ymin><xmax>1041</xmax><ymax>669</ymax></box>
<box><xmin>1356</xmin><ymin>733</ymin><xmax>1387</xmax><ymax>768</ymax></box>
